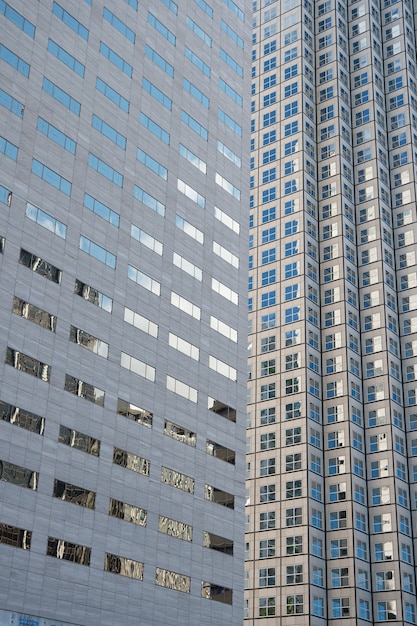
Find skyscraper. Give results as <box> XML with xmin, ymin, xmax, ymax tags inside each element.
<box><xmin>0</xmin><ymin>1</ymin><xmax>249</xmax><ymax>624</ymax></box>
<box><xmin>247</xmin><ymin>0</ymin><xmax>417</xmax><ymax>622</ymax></box>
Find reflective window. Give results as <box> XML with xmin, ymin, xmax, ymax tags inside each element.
<box><xmin>64</xmin><ymin>374</ymin><xmax>105</xmax><ymax>406</ymax></box>
<box><xmin>25</xmin><ymin>203</ymin><xmax>67</xmax><ymax>238</ymax></box>
<box><xmin>109</xmin><ymin>498</ymin><xmax>147</xmax><ymax>526</ymax></box>
<box><xmin>166</xmin><ymin>375</ymin><xmax>198</xmax><ymax>402</ymax></box>
<box><xmin>113</xmin><ymin>448</ymin><xmax>150</xmax><ymax>476</ymax></box>
<box><xmin>140</xmin><ymin>112</ymin><xmax>170</xmax><ymax>144</ymax></box>
<box><xmin>158</xmin><ymin>516</ymin><xmax>192</xmax><ymax>541</ymax></box>
<box><xmin>137</xmin><ymin>149</ymin><xmax>167</xmax><ymax>179</ymax></box>
<box><xmin>220</xmin><ymin>48</ymin><xmax>243</xmax><ymax>76</ymax></box>
<box><xmin>128</xmin><ymin>265</ymin><xmax>160</xmax><ymax>295</ymax></box>
<box><xmin>104</xmin><ymin>554</ymin><xmax>144</xmax><ymax>580</ymax></box>
<box><xmin>184</xmin><ymin>46</ymin><xmax>210</xmax><ymax>76</ymax></box>
<box><xmin>206</xmin><ymin>440</ymin><xmax>235</xmax><ymax>464</ymax></box>
<box><xmin>69</xmin><ymin>325</ymin><xmax>109</xmax><ymax>358</ymax></box>
<box><xmin>37</xmin><ymin>118</ymin><xmax>76</xmax><ymax>154</ymax></box>
<box><xmin>148</xmin><ymin>12</ymin><xmax>175</xmax><ymax>44</ymax></box>
<box><xmin>203</xmin><ymin>531</ymin><xmax>233</xmax><ymax>554</ymax></box>
<box><xmin>42</xmin><ymin>77</ymin><xmax>80</xmax><ymax>115</ymax></box>
<box><xmin>120</xmin><ymin>352</ymin><xmax>155</xmax><ymax>382</ymax></box>
<box><xmin>145</xmin><ymin>44</ymin><xmax>174</xmax><ymax>77</ymax></box>
<box><xmin>80</xmin><ymin>234</ymin><xmax>116</xmax><ymax>268</ymax></box>
<box><xmin>117</xmin><ymin>398</ymin><xmax>153</xmax><ymax>427</ymax></box>
<box><xmin>0</xmin><ymin>400</ymin><xmax>45</xmax><ymax>434</ymax></box>
<box><xmin>103</xmin><ymin>7</ymin><xmax>134</xmax><ymax>42</ymax></box>
<box><xmin>134</xmin><ymin>186</ymin><xmax>165</xmax><ymax>216</ymax></box>
<box><xmin>0</xmin><ymin>460</ymin><xmax>38</xmax><ymax>490</ymax></box>
<box><xmin>13</xmin><ymin>296</ymin><xmax>56</xmax><ymax>332</ymax></box>
<box><xmin>205</xmin><ymin>484</ymin><xmax>234</xmax><ymax>508</ymax></box>
<box><xmin>92</xmin><ymin>114</ymin><xmax>126</xmax><ymax>150</ymax></box>
<box><xmin>208</xmin><ymin>397</ymin><xmax>236</xmax><ymax>422</ymax></box>
<box><xmin>59</xmin><ymin>425</ymin><xmax>100</xmax><ymax>456</ymax></box>
<box><xmin>202</xmin><ymin>581</ymin><xmax>232</xmax><ymax>604</ymax></box>
<box><xmin>99</xmin><ymin>41</ymin><xmax>132</xmax><ymax>77</ymax></box>
<box><xmin>53</xmin><ymin>480</ymin><xmax>95</xmax><ymax>509</ymax></box>
<box><xmin>47</xmin><ymin>40</ymin><xmax>84</xmax><ymax>76</ymax></box>
<box><xmin>0</xmin><ymin>44</ymin><xmax>30</xmax><ymax>77</ymax></box>
<box><xmin>0</xmin><ymin>88</ymin><xmax>23</xmax><ymax>117</ymax></box>
<box><xmin>0</xmin><ymin>523</ymin><xmax>31</xmax><ymax>549</ymax></box>
<box><xmin>32</xmin><ymin>159</ymin><xmax>71</xmax><ymax>195</ymax></box>
<box><xmin>186</xmin><ymin>16</ymin><xmax>212</xmax><ymax>46</ymax></box>
<box><xmin>164</xmin><ymin>420</ymin><xmax>196</xmax><ymax>446</ymax></box>
<box><xmin>74</xmin><ymin>279</ymin><xmax>112</xmax><ymax>312</ymax></box>
<box><xmin>161</xmin><ymin>467</ymin><xmax>195</xmax><ymax>492</ymax></box>
<box><xmin>5</xmin><ymin>348</ymin><xmax>50</xmax><ymax>381</ymax></box>
<box><xmin>47</xmin><ymin>537</ymin><xmax>91</xmax><ymax>565</ymax></box>
<box><xmin>0</xmin><ymin>2</ymin><xmax>35</xmax><ymax>37</ymax></box>
<box><xmin>95</xmin><ymin>78</ymin><xmax>129</xmax><ymax>113</ymax></box>
<box><xmin>156</xmin><ymin>568</ymin><xmax>190</xmax><ymax>593</ymax></box>
<box><xmin>142</xmin><ymin>77</ymin><xmax>172</xmax><ymax>110</ymax></box>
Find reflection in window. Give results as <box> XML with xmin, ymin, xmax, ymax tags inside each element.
<box><xmin>203</xmin><ymin>531</ymin><xmax>233</xmax><ymax>555</ymax></box>
<box><xmin>0</xmin><ymin>460</ymin><xmax>38</xmax><ymax>490</ymax></box>
<box><xmin>58</xmin><ymin>425</ymin><xmax>100</xmax><ymax>456</ymax></box>
<box><xmin>0</xmin><ymin>400</ymin><xmax>45</xmax><ymax>434</ymax></box>
<box><xmin>6</xmin><ymin>348</ymin><xmax>50</xmax><ymax>381</ymax></box>
<box><xmin>19</xmin><ymin>249</ymin><xmax>61</xmax><ymax>283</ymax></box>
<box><xmin>205</xmin><ymin>484</ymin><xmax>234</xmax><ymax>509</ymax></box>
<box><xmin>69</xmin><ymin>325</ymin><xmax>109</xmax><ymax>358</ymax></box>
<box><xmin>208</xmin><ymin>397</ymin><xmax>236</xmax><ymax>422</ymax></box>
<box><xmin>0</xmin><ymin>523</ymin><xmax>31</xmax><ymax>549</ymax></box>
<box><xmin>120</xmin><ymin>352</ymin><xmax>155</xmax><ymax>382</ymax></box>
<box><xmin>13</xmin><ymin>296</ymin><xmax>57</xmax><ymax>332</ymax></box>
<box><xmin>117</xmin><ymin>398</ymin><xmax>153</xmax><ymax>428</ymax></box>
<box><xmin>206</xmin><ymin>440</ymin><xmax>235</xmax><ymax>464</ymax></box>
<box><xmin>155</xmin><ymin>568</ymin><xmax>190</xmax><ymax>593</ymax></box>
<box><xmin>47</xmin><ymin>537</ymin><xmax>91</xmax><ymax>565</ymax></box>
<box><xmin>25</xmin><ymin>202</ymin><xmax>67</xmax><ymax>238</ymax></box>
<box><xmin>164</xmin><ymin>420</ymin><xmax>196</xmax><ymax>446</ymax></box>
<box><xmin>158</xmin><ymin>516</ymin><xmax>192</xmax><ymax>541</ymax></box>
<box><xmin>201</xmin><ymin>581</ymin><xmax>233</xmax><ymax>604</ymax></box>
<box><xmin>104</xmin><ymin>553</ymin><xmax>144</xmax><ymax>580</ymax></box>
<box><xmin>161</xmin><ymin>467</ymin><xmax>194</xmax><ymax>493</ymax></box>
<box><xmin>53</xmin><ymin>480</ymin><xmax>95</xmax><ymax>509</ymax></box>
<box><xmin>109</xmin><ymin>498</ymin><xmax>147</xmax><ymax>526</ymax></box>
<box><xmin>113</xmin><ymin>448</ymin><xmax>150</xmax><ymax>476</ymax></box>
<box><xmin>64</xmin><ymin>375</ymin><xmax>105</xmax><ymax>405</ymax></box>
<box><xmin>74</xmin><ymin>278</ymin><xmax>112</xmax><ymax>312</ymax></box>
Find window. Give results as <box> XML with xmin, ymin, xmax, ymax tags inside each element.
<box><xmin>286</xmin><ymin>595</ymin><xmax>303</xmax><ymax>615</ymax></box>
<box><xmin>259</xmin><ymin>598</ymin><xmax>276</xmax><ymax>617</ymax></box>
<box><xmin>286</xmin><ymin>507</ymin><xmax>302</xmax><ymax>526</ymax></box>
<box><xmin>260</xmin><ymin>511</ymin><xmax>275</xmax><ymax>530</ymax></box>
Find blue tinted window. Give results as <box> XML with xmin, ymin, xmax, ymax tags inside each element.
<box><xmin>96</xmin><ymin>77</ymin><xmax>129</xmax><ymax>112</ymax></box>
<box><xmin>25</xmin><ymin>203</ymin><xmax>67</xmax><ymax>239</ymax></box>
<box><xmin>218</xmin><ymin>108</ymin><xmax>242</xmax><ymax>136</ymax></box>
<box><xmin>0</xmin><ymin>88</ymin><xmax>23</xmax><ymax>117</ymax></box>
<box><xmin>88</xmin><ymin>153</ymin><xmax>123</xmax><ymax>187</ymax></box>
<box><xmin>52</xmin><ymin>3</ymin><xmax>89</xmax><ymax>40</ymax></box>
<box><xmin>142</xmin><ymin>78</ymin><xmax>172</xmax><ymax>110</ymax></box>
<box><xmin>137</xmin><ymin>149</ymin><xmax>167</xmax><ymax>180</ymax></box>
<box><xmin>184</xmin><ymin>47</ymin><xmax>210</xmax><ymax>76</ymax></box>
<box><xmin>79</xmin><ymin>235</ymin><xmax>116</xmax><ymax>269</ymax></box>
<box><xmin>218</xmin><ymin>78</ymin><xmax>242</xmax><ymax>106</ymax></box>
<box><xmin>183</xmin><ymin>78</ymin><xmax>209</xmax><ymax>108</ymax></box>
<box><xmin>32</xmin><ymin>159</ymin><xmax>72</xmax><ymax>196</ymax></box>
<box><xmin>84</xmin><ymin>193</ymin><xmax>120</xmax><ymax>227</ymax></box>
<box><xmin>0</xmin><ymin>136</ymin><xmax>18</xmax><ymax>160</ymax></box>
<box><xmin>42</xmin><ymin>78</ymin><xmax>81</xmax><ymax>115</ymax></box>
<box><xmin>125</xmin><ymin>0</ymin><xmax>138</xmax><ymax>8</ymax></box>
<box><xmin>0</xmin><ymin>184</ymin><xmax>11</xmax><ymax>205</ymax></box>
<box><xmin>140</xmin><ymin>113</ymin><xmax>170</xmax><ymax>144</ymax></box>
<box><xmin>161</xmin><ymin>0</ymin><xmax>178</xmax><ymax>13</ymax></box>
<box><xmin>220</xmin><ymin>48</ymin><xmax>243</xmax><ymax>76</ymax></box>
<box><xmin>195</xmin><ymin>0</ymin><xmax>213</xmax><ymax>17</ymax></box>
<box><xmin>99</xmin><ymin>42</ymin><xmax>132</xmax><ymax>77</ymax></box>
<box><xmin>103</xmin><ymin>8</ymin><xmax>134</xmax><ymax>43</ymax></box>
<box><xmin>186</xmin><ymin>16</ymin><xmax>212</xmax><ymax>46</ymax></box>
<box><xmin>92</xmin><ymin>114</ymin><xmax>126</xmax><ymax>149</ymax></box>
<box><xmin>37</xmin><ymin>118</ymin><xmax>76</xmax><ymax>154</ymax></box>
<box><xmin>145</xmin><ymin>45</ymin><xmax>174</xmax><ymax>77</ymax></box>
<box><xmin>147</xmin><ymin>12</ymin><xmax>176</xmax><ymax>44</ymax></box>
<box><xmin>221</xmin><ymin>20</ymin><xmax>244</xmax><ymax>48</ymax></box>
<box><xmin>0</xmin><ymin>1</ymin><xmax>35</xmax><ymax>37</ymax></box>
<box><xmin>47</xmin><ymin>40</ymin><xmax>84</xmax><ymax>77</ymax></box>
<box><xmin>224</xmin><ymin>0</ymin><xmax>244</xmax><ymax>20</ymax></box>
<box><xmin>134</xmin><ymin>187</ymin><xmax>165</xmax><ymax>217</ymax></box>
<box><xmin>0</xmin><ymin>44</ymin><xmax>30</xmax><ymax>77</ymax></box>
<box><xmin>181</xmin><ymin>111</ymin><xmax>208</xmax><ymax>140</ymax></box>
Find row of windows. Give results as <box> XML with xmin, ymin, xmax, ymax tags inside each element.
<box><xmin>0</xmin><ymin>523</ymin><xmax>232</xmax><ymax>603</ymax></box>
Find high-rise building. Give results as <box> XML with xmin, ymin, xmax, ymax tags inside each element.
<box><xmin>0</xmin><ymin>1</ymin><xmax>250</xmax><ymax>624</ymax></box>
<box><xmin>247</xmin><ymin>0</ymin><xmax>417</xmax><ymax>623</ymax></box>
